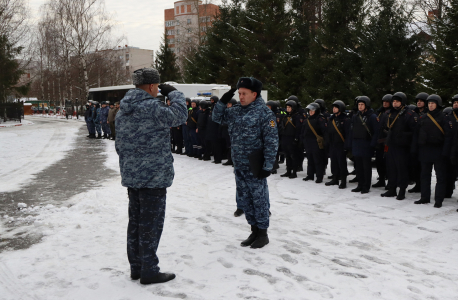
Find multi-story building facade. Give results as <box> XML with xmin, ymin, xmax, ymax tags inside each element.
<box><xmin>164</xmin><ymin>1</ymin><xmax>219</xmax><ymax>67</ymax></box>
<box><xmin>114</xmin><ymin>45</ymin><xmax>155</xmax><ymax>78</ymax></box>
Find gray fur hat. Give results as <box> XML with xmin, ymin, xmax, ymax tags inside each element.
<box><xmin>132</xmin><ymin>68</ymin><xmax>160</xmax><ymax>85</ymax></box>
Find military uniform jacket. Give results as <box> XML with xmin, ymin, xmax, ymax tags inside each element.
<box><xmin>412</xmin><ymin>109</ymin><xmax>451</xmax><ymax>162</ymax></box>
<box><xmin>115</xmin><ymin>89</ymin><xmax>187</xmax><ymax>189</ymax></box>
<box><xmin>84</xmin><ymin>108</ymin><xmax>92</xmax><ymax>121</ymax></box>
<box><xmin>100</xmin><ymin>106</ymin><xmax>110</xmax><ymax>123</ymax></box>
<box><xmin>206</xmin><ymin>106</ymin><xmax>221</xmax><ymax>141</ymax></box>
<box><xmin>197</xmin><ymin>109</ymin><xmax>209</xmax><ymax>131</ymax></box>
<box><xmin>108</xmin><ymin>107</ymin><xmax>118</xmax><ymax>123</ymax></box>
<box><xmin>327</xmin><ymin>113</ymin><xmax>350</xmax><ymax>146</ymax></box>
<box><xmin>212</xmin><ymin>97</ymin><xmax>279</xmax><ymax>171</ymax></box>
<box><xmin>279</xmin><ymin>112</ymin><xmax>302</xmax><ymax>139</ymax></box>
<box><xmin>379</xmin><ymin>107</ymin><xmax>418</xmax><ymax>148</ymax></box>
<box><xmin>94</xmin><ymin>107</ymin><xmax>101</xmax><ymax>123</ymax></box>
<box><xmin>187</xmin><ymin>107</ymin><xmax>199</xmax><ymax>129</ymax></box>
<box><xmin>300</xmin><ymin>113</ymin><xmax>326</xmax><ymax>140</ymax></box>
<box><xmin>348</xmin><ymin>109</ymin><xmax>379</xmax><ymax>157</ymax></box>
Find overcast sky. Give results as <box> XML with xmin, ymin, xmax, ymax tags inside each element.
<box><xmin>28</xmin><ymin>0</ymin><xmax>222</xmax><ymax>54</ymax></box>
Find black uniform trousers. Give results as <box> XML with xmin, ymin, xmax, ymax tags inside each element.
<box><xmin>304</xmin><ymin>136</ymin><xmax>325</xmax><ymax>180</ymax></box>
<box><xmin>445</xmin><ymin>159</ymin><xmax>456</xmax><ymax>197</ymax></box>
<box><xmin>172</xmin><ymin>127</ymin><xmax>183</xmax><ymax>153</ymax></box>
<box><xmin>330</xmin><ymin>143</ymin><xmax>347</xmax><ymax>181</ymax></box>
<box><xmin>127</xmin><ymin>188</ymin><xmax>166</xmax><ymax>278</ymax></box>
<box><xmin>375</xmin><ymin>148</ymin><xmax>386</xmax><ymax>183</ymax></box>
<box><xmin>354</xmin><ymin>156</ymin><xmax>372</xmax><ymax>191</ymax></box>
<box><xmin>420</xmin><ymin>159</ymin><xmax>446</xmax><ymax>203</ymax></box>
<box><xmin>281</xmin><ymin>136</ymin><xmax>298</xmax><ymax>172</ymax></box>
<box><xmin>210</xmin><ymin>139</ymin><xmax>223</xmax><ymax>163</ymax></box>
<box><xmin>385</xmin><ymin>145</ymin><xmax>409</xmax><ymax>190</ymax></box>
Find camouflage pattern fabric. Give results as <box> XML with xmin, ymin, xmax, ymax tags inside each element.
<box><xmin>102</xmin><ymin>122</ymin><xmax>111</xmax><ymax>135</ymax></box>
<box><xmin>235</xmin><ymin>169</ymin><xmax>270</xmax><ymax>229</ymax></box>
<box><xmin>115</xmin><ymin>88</ymin><xmax>187</xmax><ymax>188</ymax></box>
<box><xmin>100</xmin><ymin>106</ymin><xmax>110</xmax><ymax>123</ymax></box>
<box><xmin>212</xmin><ymin>97</ymin><xmax>279</xmax><ymax>171</ymax></box>
<box><xmin>86</xmin><ymin>119</ymin><xmax>95</xmax><ymax>135</ymax></box>
<box><xmin>127</xmin><ymin>188</ymin><xmax>166</xmax><ymax>277</ymax></box>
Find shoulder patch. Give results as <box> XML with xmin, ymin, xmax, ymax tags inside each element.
<box><xmin>270</xmin><ymin>120</ymin><xmax>276</xmax><ymax>128</ymax></box>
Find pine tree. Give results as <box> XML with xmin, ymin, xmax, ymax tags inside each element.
<box><xmin>305</xmin><ymin>0</ymin><xmax>366</xmax><ymax>106</ymax></box>
<box><xmin>358</xmin><ymin>0</ymin><xmax>421</xmax><ymax>106</ymax></box>
<box><xmin>0</xmin><ymin>34</ymin><xmax>27</xmax><ymax>103</ymax></box>
<box><xmin>155</xmin><ymin>32</ymin><xmax>180</xmax><ymax>82</ymax></box>
<box><xmin>422</xmin><ymin>0</ymin><xmax>458</xmax><ymax>103</ymax></box>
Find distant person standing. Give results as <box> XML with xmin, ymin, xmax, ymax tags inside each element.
<box><xmin>115</xmin><ymin>68</ymin><xmax>187</xmax><ymax>284</ymax></box>
<box><xmin>108</xmin><ymin>102</ymin><xmax>119</xmax><ymax>140</ymax></box>
<box><xmin>213</xmin><ymin>77</ymin><xmax>279</xmax><ymax>249</ymax></box>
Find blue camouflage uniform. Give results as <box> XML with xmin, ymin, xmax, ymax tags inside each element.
<box><xmin>212</xmin><ymin>96</ymin><xmax>279</xmax><ymax>229</ymax></box>
<box><xmin>92</xmin><ymin>106</ymin><xmax>102</xmax><ymax>136</ymax></box>
<box><xmin>100</xmin><ymin>106</ymin><xmax>111</xmax><ymax>135</ymax></box>
<box><xmin>115</xmin><ymin>88</ymin><xmax>187</xmax><ymax>278</ymax></box>
<box><xmin>85</xmin><ymin>105</ymin><xmax>95</xmax><ymax>135</ymax></box>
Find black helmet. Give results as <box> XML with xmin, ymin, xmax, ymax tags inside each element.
<box><xmin>228</xmin><ymin>98</ymin><xmax>237</xmax><ymax>105</ymax></box>
<box><xmin>191</xmin><ymin>99</ymin><xmax>200</xmax><ymax>105</ymax></box>
<box><xmin>407</xmin><ymin>104</ymin><xmax>416</xmax><ymax>111</ymax></box>
<box><xmin>199</xmin><ymin>100</ymin><xmax>210</xmax><ymax>109</ymax></box>
<box><xmin>285</xmin><ymin>100</ymin><xmax>297</xmax><ymax>111</ymax></box>
<box><xmin>382</xmin><ymin>94</ymin><xmax>393</xmax><ymax>103</ymax></box>
<box><xmin>306</xmin><ymin>103</ymin><xmax>320</xmax><ymax>113</ymax></box>
<box><xmin>443</xmin><ymin>107</ymin><xmax>453</xmax><ymax>115</ymax></box>
<box><xmin>452</xmin><ymin>94</ymin><xmax>458</xmax><ymax>102</ymax></box>
<box><xmin>185</xmin><ymin>97</ymin><xmax>191</xmax><ymax>103</ymax></box>
<box><xmin>287</xmin><ymin>95</ymin><xmax>298</xmax><ymax>102</ymax></box>
<box><xmin>332</xmin><ymin>100</ymin><xmax>346</xmax><ymax>113</ymax></box>
<box><xmin>210</xmin><ymin>96</ymin><xmax>219</xmax><ymax>103</ymax></box>
<box><xmin>266</xmin><ymin>100</ymin><xmax>278</xmax><ymax>111</ymax></box>
<box><xmin>415</xmin><ymin>92</ymin><xmax>429</xmax><ymax>102</ymax></box>
<box><xmin>427</xmin><ymin>94</ymin><xmax>442</xmax><ymax>108</ymax></box>
<box><xmin>314</xmin><ymin>99</ymin><xmax>326</xmax><ymax>111</ymax></box>
<box><xmin>356</xmin><ymin>96</ymin><xmax>371</xmax><ymax>108</ymax></box>
<box><xmin>392</xmin><ymin>92</ymin><xmax>407</xmax><ymax>105</ymax></box>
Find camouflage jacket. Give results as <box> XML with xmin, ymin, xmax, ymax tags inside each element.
<box><xmin>212</xmin><ymin>97</ymin><xmax>279</xmax><ymax>171</ymax></box>
<box><xmin>100</xmin><ymin>106</ymin><xmax>110</xmax><ymax>123</ymax></box>
<box><xmin>115</xmin><ymin>88</ymin><xmax>187</xmax><ymax>188</ymax></box>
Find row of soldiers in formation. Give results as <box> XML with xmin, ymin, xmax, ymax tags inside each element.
<box><xmin>84</xmin><ymin>101</ymin><xmax>120</xmax><ymax>140</ymax></box>
<box><xmin>170</xmin><ymin>92</ymin><xmax>458</xmax><ymax>212</ymax></box>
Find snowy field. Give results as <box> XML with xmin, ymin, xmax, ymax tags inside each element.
<box><xmin>1</xmin><ymin>122</ymin><xmax>458</xmax><ymax>300</ymax></box>
<box><xmin>0</xmin><ymin>116</ymin><xmax>81</xmax><ymax>193</ymax></box>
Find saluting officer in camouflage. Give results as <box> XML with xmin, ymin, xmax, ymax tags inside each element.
<box><xmin>115</xmin><ymin>68</ymin><xmax>187</xmax><ymax>284</ymax></box>
<box><xmin>213</xmin><ymin>77</ymin><xmax>279</xmax><ymax>249</ymax></box>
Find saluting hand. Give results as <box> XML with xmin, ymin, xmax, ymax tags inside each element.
<box><xmin>220</xmin><ymin>88</ymin><xmax>237</xmax><ymax>105</ymax></box>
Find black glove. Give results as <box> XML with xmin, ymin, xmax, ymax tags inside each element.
<box><xmin>158</xmin><ymin>84</ymin><xmax>177</xmax><ymax>97</ymax></box>
<box><xmin>258</xmin><ymin>169</ymin><xmax>271</xmax><ymax>179</ymax></box>
<box><xmin>220</xmin><ymin>88</ymin><xmax>237</xmax><ymax>105</ymax></box>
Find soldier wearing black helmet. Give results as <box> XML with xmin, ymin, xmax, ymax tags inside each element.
<box><xmin>301</xmin><ymin>102</ymin><xmax>327</xmax><ymax>183</ymax></box>
<box><xmin>182</xmin><ymin>98</ymin><xmax>193</xmax><ymax>155</ymax></box>
<box><xmin>288</xmin><ymin>96</ymin><xmax>305</xmax><ymax>171</ymax></box>
<box><xmin>373</xmin><ymin>94</ymin><xmax>393</xmax><ymax>189</ymax></box>
<box><xmin>325</xmin><ymin>100</ymin><xmax>350</xmax><ymax>188</ymax></box>
<box><xmin>279</xmin><ymin>100</ymin><xmax>302</xmax><ymax>178</ymax></box>
<box><xmin>222</xmin><ymin>98</ymin><xmax>237</xmax><ymax>166</ymax></box>
<box><xmin>266</xmin><ymin>100</ymin><xmax>282</xmax><ymax>174</ymax></box>
<box><xmin>187</xmin><ymin>99</ymin><xmax>201</xmax><ymax>158</ymax></box>
<box><xmin>206</xmin><ymin>96</ymin><xmax>224</xmax><ymax>164</ymax></box>
<box><xmin>444</xmin><ymin>95</ymin><xmax>458</xmax><ymax>199</ymax></box>
<box><xmin>197</xmin><ymin>100</ymin><xmax>211</xmax><ymax>160</ymax></box>
<box><xmin>348</xmin><ymin>96</ymin><xmax>379</xmax><ymax>194</ymax></box>
<box><xmin>378</xmin><ymin>92</ymin><xmax>418</xmax><ymax>200</ymax></box>
<box><xmin>408</xmin><ymin>92</ymin><xmax>430</xmax><ymax>193</ymax></box>
<box><xmin>412</xmin><ymin>94</ymin><xmax>451</xmax><ymax>208</ymax></box>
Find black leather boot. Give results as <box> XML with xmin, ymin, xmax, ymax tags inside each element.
<box><xmin>381</xmin><ymin>189</ymin><xmax>397</xmax><ymax>197</ymax></box>
<box><xmin>234</xmin><ymin>208</ymin><xmax>244</xmax><ymax>217</ymax></box>
<box><xmin>250</xmin><ymin>228</ymin><xmax>269</xmax><ymax>249</ymax></box>
<box><xmin>396</xmin><ymin>188</ymin><xmax>406</xmax><ymax>200</ymax></box>
<box><xmin>325</xmin><ymin>178</ymin><xmax>339</xmax><ymax>186</ymax></box>
<box><xmin>372</xmin><ymin>180</ymin><xmax>385</xmax><ymax>188</ymax></box>
<box><xmin>140</xmin><ymin>273</ymin><xmax>176</xmax><ymax>284</ymax></box>
<box><xmin>241</xmin><ymin>225</ymin><xmax>258</xmax><ymax>247</ymax></box>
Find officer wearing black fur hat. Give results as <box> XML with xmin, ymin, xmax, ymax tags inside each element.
<box><xmin>412</xmin><ymin>94</ymin><xmax>451</xmax><ymax>208</ymax></box>
<box><xmin>373</xmin><ymin>94</ymin><xmax>393</xmax><ymax>189</ymax></box>
<box><xmin>197</xmin><ymin>100</ymin><xmax>211</xmax><ymax>161</ymax></box>
<box><xmin>325</xmin><ymin>100</ymin><xmax>350</xmax><ymax>189</ymax></box>
<box><xmin>206</xmin><ymin>96</ymin><xmax>223</xmax><ymax>164</ymax></box>
<box><xmin>279</xmin><ymin>100</ymin><xmax>302</xmax><ymax>179</ymax></box>
<box><xmin>378</xmin><ymin>92</ymin><xmax>418</xmax><ymax>200</ymax></box>
<box><xmin>348</xmin><ymin>96</ymin><xmax>379</xmax><ymax>194</ymax></box>
<box><xmin>301</xmin><ymin>103</ymin><xmax>327</xmax><ymax>183</ymax></box>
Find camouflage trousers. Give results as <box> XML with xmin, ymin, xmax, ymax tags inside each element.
<box><xmin>86</xmin><ymin>120</ymin><xmax>95</xmax><ymax>135</ymax></box>
<box><xmin>234</xmin><ymin>169</ymin><xmax>270</xmax><ymax>229</ymax></box>
<box><xmin>102</xmin><ymin>122</ymin><xmax>111</xmax><ymax>135</ymax></box>
<box><xmin>94</xmin><ymin>121</ymin><xmax>102</xmax><ymax>135</ymax></box>
<box><xmin>127</xmin><ymin>188</ymin><xmax>167</xmax><ymax>277</ymax></box>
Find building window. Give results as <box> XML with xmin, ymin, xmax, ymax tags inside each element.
<box><xmin>200</xmin><ymin>16</ymin><xmax>211</xmax><ymax>23</ymax></box>
<box><xmin>165</xmin><ymin>20</ymin><xmax>175</xmax><ymax>27</ymax></box>
<box><xmin>176</xmin><ymin>29</ymin><xmax>179</xmax><ymax>35</ymax></box>
<box><xmin>187</xmin><ymin>37</ymin><xmax>192</xmax><ymax>42</ymax></box>
<box><xmin>125</xmin><ymin>54</ymin><xmax>129</xmax><ymax>59</ymax></box>
<box><xmin>201</xmin><ymin>26</ymin><xmax>207</xmax><ymax>32</ymax></box>
<box><xmin>187</xmin><ymin>19</ymin><xmax>191</xmax><ymax>25</ymax></box>
<box><xmin>170</xmin><ymin>48</ymin><xmax>175</xmax><ymax>53</ymax></box>
<box><xmin>167</xmin><ymin>30</ymin><xmax>175</xmax><ymax>35</ymax></box>
<box><xmin>167</xmin><ymin>38</ymin><xmax>175</xmax><ymax>44</ymax></box>
<box><xmin>187</xmin><ymin>5</ymin><xmax>191</xmax><ymax>12</ymax></box>
<box><xmin>176</xmin><ymin>7</ymin><xmax>179</xmax><ymax>14</ymax></box>
<box><xmin>187</xmin><ymin>28</ymin><xmax>192</xmax><ymax>33</ymax></box>
<box><xmin>181</xmin><ymin>5</ymin><xmax>184</xmax><ymax>13</ymax></box>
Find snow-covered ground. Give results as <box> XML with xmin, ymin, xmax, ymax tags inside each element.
<box><xmin>0</xmin><ymin>116</ymin><xmax>81</xmax><ymax>193</ymax></box>
<box><xmin>1</xmin><ymin>123</ymin><xmax>458</xmax><ymax>300</ymax></box>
